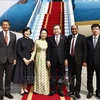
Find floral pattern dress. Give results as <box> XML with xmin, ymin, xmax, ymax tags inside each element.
<box><xmin>30</xmin><ymin>39</ymin><xmax>50</xmax><ymax>95</ymax></box>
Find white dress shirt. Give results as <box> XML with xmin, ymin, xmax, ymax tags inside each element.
<box><xmin>55</xmin><ymin>34</ymin><xmax>60</xmax><ymax>45</ymax></box>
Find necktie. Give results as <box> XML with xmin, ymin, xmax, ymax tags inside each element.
<box><xmin>93</xmin><ymin>36</ymin><xmax>97</xmax><ymax>48</ymax></box>
<box><xmin>55</xmin><ymin>36</ymin><xmax>59</xmax><ymax>45</ymax></box>
<box><xmin>71</xmin><ymin>36</ymin><xmax>75</xmax><ymax>56</ymax></box>
<box><xmin>5</xmin><ymin>32</ymin><xmax>8</xmax><ymax>45</ymax></box>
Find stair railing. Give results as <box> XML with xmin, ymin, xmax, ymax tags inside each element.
<box><xmin>27</xmin><ymin>0</ymin><xmax>42</xmax><ymax>29</ymax></box>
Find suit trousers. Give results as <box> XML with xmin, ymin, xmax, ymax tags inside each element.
<box><xmin>50</xmin><ymin>61</ymin><xmax>65</xmax><ymax>91</ymax></box>
<box><xmin>87</xmin><ymin>64</ymin><xmax>100</xmax><ymax>94</ymax></box>
<box><xmin>0</xmin><ymin>60</ymin><xmax>13</xmax><ymax>96</ymax></box>
<box><xmin>68</xmin><ymin>56</ymin><xmax>82</xmax><ymax>93</ymax></box>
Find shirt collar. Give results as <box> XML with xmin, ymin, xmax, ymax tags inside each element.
<box><xmin>72</xmin><ymin>33</ymin><xmax>78</xmax><ymax>38</ymax></box>
<box><xmin>55</xmin><ymin>34</ymin><xmax>60</xmax><ymax>38</ymax></box>
<box><xmin>3</xmin><ymin>30</ymin><xmax>9</xmax><ymax>35</ymax></box>
<box><xmin>93</xmin><ymin>35</ymin><xmax>99</xmax><ymax>39</ymax></box>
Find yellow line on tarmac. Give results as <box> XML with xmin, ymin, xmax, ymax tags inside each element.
<box><xmin>27</xmin><ymin>85</ymin><xmax>34</xmax><ymax>100</ymax></box>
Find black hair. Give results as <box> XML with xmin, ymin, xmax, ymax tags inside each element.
<box><xmin>91</xmin><ymin>23</ymin><xmax>100</xmax><ymax>29</ymax></box>
<box><xmin>39</xmin><ymin>28</ymin><xmax>48</xmax><ymax>39</ymax></box>
<box><xmin>1</xmin><ymin>19</ymin><xmax>10</xmax><ymax>26</ymax></box>
<box><xmin>22</xmin><ymin>27</ymin><xmax>31</xmax><ymax>36</ymax></box>
<box><xmin>71</xmin><ymin>24</ymin><xmax>78</xmax><ymax>29</ymax></box>
<box><xmin>53</xmin><ymin>24</ymin><xmax>61</xmax><ymax>29</ymax></box>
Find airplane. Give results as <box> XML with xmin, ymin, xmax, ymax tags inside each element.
<box><xmin>0</xmin><ymin>0</ymin><xmax>37</xmax><ymax>32</ymax></box>
<box><xmin>0</xmin><ymin>0</ymin><xmax>100</xmax><ymax>33</ymax></box>
<box><xmin>0</xmin><ymin>1</ymin><xmax>99</xmax><ymax>100</ymax></box>
<box><xmin>74</xmin><ymin>0</ymin><xmax>100</xmax><ymax>25</ymax></box>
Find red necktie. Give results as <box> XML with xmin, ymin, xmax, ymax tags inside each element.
<box><xmin>71</xmin><ymin>36</ymin><xmax>75</xmax><ymax>56</ymax></box>
<box><xmin>5</xmin><ymin>32</ymin><xmax>8</xmax><ymax>45</ymax></box>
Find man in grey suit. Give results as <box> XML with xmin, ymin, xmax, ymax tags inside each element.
<box><xmin>87</xmin><ymin>23</ymin><xmax>100</xmax><ymax>99</ymax></box>
<box><xmin>67</xmin><ymin>25</ymin><xmax>87</xmax><ymax>99</ymax></box>
<box><xmin>0</xmin><ymin>20</ymin><xmax>16</xmax><ymax>100</ymax></box>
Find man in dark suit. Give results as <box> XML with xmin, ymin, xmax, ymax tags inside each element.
<box><xmin>0</xmin><ymin>20</ymin><xmax>16</xmax><ymax>100</ymax></box>
<box><xmin>67</xmin><ymin>25</ymin><xmax>87</xmax><ymax>99</ymax></box>
<box><xmin>47</xmin><ymin>24</ymin><xmax>68</xmax><ymax>96</ymax></box>
<box><xmin>86</xmin><ymin>23</ymin><xmax>100</xmax><ymax>99</ymax></box>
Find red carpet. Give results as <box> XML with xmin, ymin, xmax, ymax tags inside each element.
<box><xmin>22</xmin><ymin>85</ymin><xmax>71</xmax><ymax>100</ymax></box>
<box><xmin>22</xmin><ymin>2</ymin><xmax>71</xmax><ymax>100</ymax></box>
<box><xmin>42</xmin><ymin>2</ymin><xmax>64</xmax><ymax>37</ymax></box>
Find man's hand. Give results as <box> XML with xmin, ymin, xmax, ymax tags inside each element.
<box><xmin>47</xmin><ymin>61</ymin><xmax>51</xmax><ymax>68</ymax></box>
<box><xmin>82</xmin><ymin>62</ymin><xmax>87</xmax><ymax>67</ymax></box>
<box><xmin>13</xmin><ymin>60</ymin><xmax>16</xmax><ymax>65</ymax></box>
<box><xmin>65</xmin><ymin>59</ymin><xmax>68</xmax><ymax>66</ymax></box>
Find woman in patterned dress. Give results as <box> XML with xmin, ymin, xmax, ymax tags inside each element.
<box><xmin>29</xmin><ymin>29</ymin><xmax>50</xmax><ymax>95</ymax></box>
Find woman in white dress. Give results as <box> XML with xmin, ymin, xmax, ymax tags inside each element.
<box><xmin>30</xmin><ymin>29</ymin><xmax>50</xmax><ymax>95</ymax></box>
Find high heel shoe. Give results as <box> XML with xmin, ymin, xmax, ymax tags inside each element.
<box><xmin>24</xmin><ymin>89</ymin><xmax>29</xmax><ymax>94</ymax></box>
<box><xmin>20</xmin><ymin>89</ymin><xmax>25</xmax><ymax>95</ymax></box>
<box><xmin>20</xmin><ymin>91</ymin><xmax>25</xmax><ymax>95</ymax></box>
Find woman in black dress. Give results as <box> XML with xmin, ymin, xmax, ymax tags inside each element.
<box><xmin>13</xmin><ymin>27</ymin><xmax>34</xmax><ymax>95</ymax></box>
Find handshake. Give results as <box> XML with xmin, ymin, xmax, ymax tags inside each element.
<box><xmin>23</xmin><ymin>58</ymin><xmax>33</xmax><ymax>65</ymax></box>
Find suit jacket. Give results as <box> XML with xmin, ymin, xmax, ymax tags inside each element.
<box><xmin>47</xmin><ymin>34</ymin><xmax>68</xmax><ymax>64</ymax></box>
<box><xmin>87</xmin><ymin>35</ymin><xmax>100</xmax><ymax>66</ymax></box>
<box><xmin>0</xmin><ymin>31</ymin><xmax>16</xmax><ymax>64</ymax></box>
<box><xmin>68</xmin><ymin>34</ymin><xmax>87</xmax><ymax>65</ymax></box>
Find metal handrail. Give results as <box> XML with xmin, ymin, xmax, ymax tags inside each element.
<box><xmin>27</xmin><ymin>0</ymin><xmax>42</xmax><ymax>29</ymax></box>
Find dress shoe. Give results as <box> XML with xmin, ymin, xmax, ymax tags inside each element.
<box><xmin>87</xmin><ymin>92</ymin><xmax>93</xmax><ymax>99</ymax></box>
<box><xmin>75</xmin><ymin>92</ymin><xmax>81</xmax><ymax>99</ymax></box>
<box><xmin>24</xmin><ymin>89</ymin><xmax>29</xmax><ymax>94</ymax></box>
<box><xmin>66</xmin><ymin>91</ymin><xmax>74</xmax><ymax>96</ymax></box>
<box><xmin>58</xmin><ymin>91</ymin><xmax>64</xmax><ymax>96</ymax></box>
<box><xmin>25</xmin><ymin>91</ymin><xmax>29</xmax><ymax>94</ymax></box>
<box><xmin>49</xmin><ymin>91</ymin><xmax>56</xmax><ymax>96</ymax></box>
<box><xmin>20</xmin><ymin>89</ymin><xmax>26</xmax><ymax>95</ymax></box>
<box><xmin>20</xmin><ymin>92</ymin><xmax>25</xmax><ymax>95</ymax></box>
<box><xmin>5</xmin><ymin>94</ymin><xmax>14</xmax><ymax>99</ymax></box>
<box><xmin>0</xmin><ymin>96</ymin><xmax>3</xmax><ymax>100</ymax></box>
<box><xmin>96</xmin><ymin>93</ymin><xmax>100</xmax><ymax>99</ymax></box>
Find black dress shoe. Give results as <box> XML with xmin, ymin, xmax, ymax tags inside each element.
<box><xmin>58</xmin><ymin>91</ymin><xmax>64</xmax><ymax>96</ymax></box>
<box><xmin>5</xmin><ymin>94</ymin><xmax>14</xmax><ymax>99</ymax></box>
<box><xmin>66</xmin><ymin>91</ymin><xmax>74</xmax><ymax>96</ymax></box>
<box><xmin>96</xmin><ymin>93</ymin><xmax>100</xmax><ymax>99</ymax></box>
<box><xmin>49</xmin><ymin>91</ymin><xmax>56</xmax><ymax>96</ymax></box>
<box><xmin>0</xmin><ymin>96</ymin><xmax>3</xmax><ymax>100</ymax></box>
<box><xmin>75</xmin><ymin>92</ymin><xmax>81</xmax><ymax>99</ymax></box>
<box><xmin>87</xmin><ymin>92</ymin><xmax>93</xmax><ymax>99</ymax></box>
<box><xmin>25</xmin><ymin>91</ymin><xmax>29</xmax><ymax>94</ymax></box>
